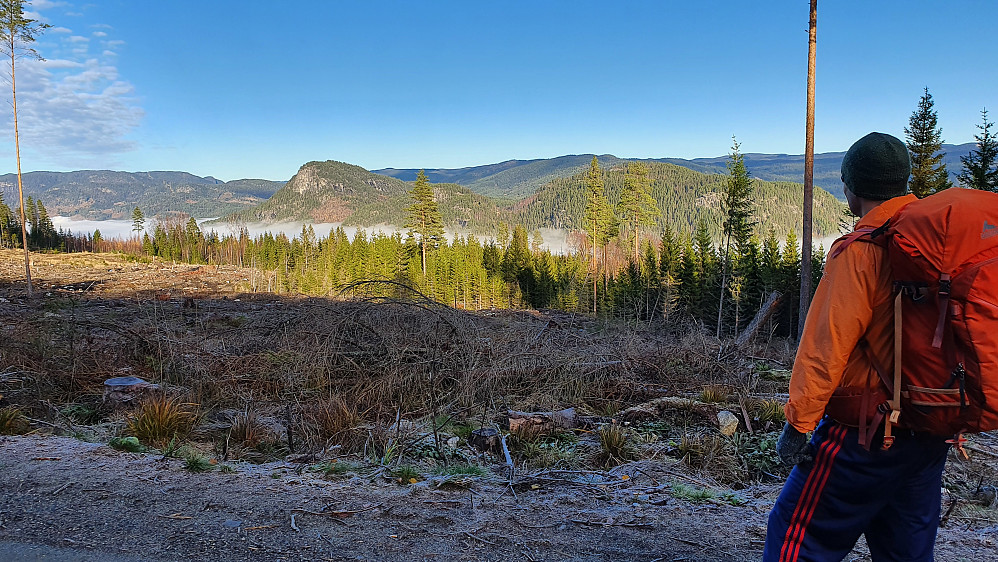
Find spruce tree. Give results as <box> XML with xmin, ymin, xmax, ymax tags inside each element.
<box><xmin>958</xmin><ymin>108</ymin><xmax>998</xmax><ymax>192</ymax></box>
<box><xmin>616</xmin><ymin>161</ymin><xmax>660</xmax><ymax>263</ymax></box>
<box><xmin>905</xmin><ymin>87</ymin><xmax>952</xmax><ymax>198</ymax></box>
<box><xmin>404</xmin><ymin>170</ymin><xmax>444</xmax><ymax>276</ymax></box>
<box><xmin>717</xmin><ymin>139</ymin><xmax>755</xmax><ymax>337</ymax></box>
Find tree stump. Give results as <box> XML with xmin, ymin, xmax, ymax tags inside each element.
<box><xmin>102</xmin><ymin>376</ymin><xmax>160</xmax><ymax>410</ymax></box>
<box><xmin>468</xmin><ymin>428</ymin><xmax>500</xmax><ymax>453</ymax></box>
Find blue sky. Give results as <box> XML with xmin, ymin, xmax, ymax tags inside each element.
<box><xmin>1</xmin><ymin>0</ymin><xmax>995</xmax><ymax>181</ymax></box>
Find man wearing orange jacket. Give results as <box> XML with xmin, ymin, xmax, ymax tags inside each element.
<box><xmin>763</xmin><ymin>132</ymin><xmax>951</xmax><ymax>561</ymax></box>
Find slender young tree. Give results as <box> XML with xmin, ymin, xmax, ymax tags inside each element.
<box><xmin>131</xmin><ymin>206</ymin><xmax>146</xmax><ymax>234</ymax></box>
<box><xmin>404</xmin><ymin>170</ymin><xmax>444</xmax><ymax>276</ymax></box>
<box><xmin>582</xmin><ymin>156</ymin><xmax>616</xmax><ymax>313</ymax></box>
<box><xmin>905</xmin><ymin>87</ymin><xmax>952</xmax><ymax>198</ymax></box>
<box><xmin>716</xmin><ymin>138</ymin><xmax>755</xmax><ymax>337</ymax></box>
<box><xmin>1</xmin><ymin>0</ymin><xmax>49</xmax><ymax>296</ymax></box>
<box><xmin>616</xmin><ymin>161</ymin><xmax>660</xmax><ymax>264</ymax></box>
<box><xmin>958</xmin><ymin>108</ymin><xmax>998</xmax><ymax>192</ymax></box>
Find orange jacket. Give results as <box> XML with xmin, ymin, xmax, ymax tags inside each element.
<box><xmin>784</xmin><ymin>194</ymin><xmax>918</xmax><ymax>433</ymax></box>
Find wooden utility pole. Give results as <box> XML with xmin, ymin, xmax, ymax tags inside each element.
<box><xmin>798</xmin><ymin>0</ymin><xmax>817</xmax><ymax>340</ymax></box>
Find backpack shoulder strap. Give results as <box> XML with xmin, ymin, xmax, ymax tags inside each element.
<box><xmin>829</xmin><ymin>220</ymin><xmax>891</xmax><ymax>260</ymax></box>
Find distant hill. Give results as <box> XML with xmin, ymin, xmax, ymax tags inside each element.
<box><xmin>512</xmin><ymin>161</ymin><xmax>845</xmax><ymax>240</ymax></box>
<box><xmin>221</xmin><ymin>161</ymin><xmax>505</xmax><ymax>231</ymax></box>
<box><xmin>375</xmin><ymin>155</ymin><xmax>627</xmax><ymax>200</ymax></box>
<box><xmin>234</xmin><ymin>159</ymin><xmax>845</xmax><ymax>241</ymax></box>
<box><xmin>0</xmin><ymin>170</ymin><xmax>284</xmax><ymax>220</ymax></box>
<box><xmin>377</xmin><ymin>144</ymin><xmax>976</xmax><ymax>202</ymax></box>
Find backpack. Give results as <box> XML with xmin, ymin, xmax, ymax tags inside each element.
<box><xmin>832</xmin><ymin>188</ymin><xmax>998</xmax><ymax>452</ymax></box>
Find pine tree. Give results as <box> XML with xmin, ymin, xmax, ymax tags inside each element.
<box><xmin>582</xmin><ymin>156</ymin><xmax>617</xmax><ymax>313</ymax></box>
<box><xmin>404</xmin><ymin>170</ymin><xmax>444</xmax><ymax>276</ymax></box>
<box><xmin>958</xmin><ymin>108</ymin><xmax>998</xmax><ymax>192</ymax></box>
<box><xmin>1</xmin><ymin>0</ymin><xmax>49</xmax><ymax>295</ymax></box>
<box><xmin>616</xmin><ymin>161</ymin><xmax>660</xmax><ymax>263</ymax></box>
<box><xmin>132</xmin><ymin>206</ymin><xmax>146</xmax><ymax>235</ymax></box>
<box><xmin>905</xmin><ymin>87</ymin><xmax>952</xmax><ymax>198</ymax></box>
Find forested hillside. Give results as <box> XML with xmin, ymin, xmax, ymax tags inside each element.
<box><xmin>0</xmin><ymin>171</ymin><xmax>283</xmax><ymax>220</ymax></box>
<box><xmin>513</xmin><ymin>161</ymin><xmax>844</xmax><ymax>239</ymax></box>
<box><xmin>223</xmin><ymin>161</ymin><xmax>505</xmax><ymax>230</ymax></box>
<box><xmin>230</xmin><ymin>159</ymin><xmax>844</xmax><ymax>242</ymax></box>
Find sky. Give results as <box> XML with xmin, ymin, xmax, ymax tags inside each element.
<box><xmin>0</xmin><ymin>0</ymin><xmax>995</xmax><ymax>182</ymax></box>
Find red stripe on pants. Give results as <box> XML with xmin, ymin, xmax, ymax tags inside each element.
<box><xmin>779</xmin><ymin>423</ymin><xmax>848</xmax><ymax>562</ymax></box>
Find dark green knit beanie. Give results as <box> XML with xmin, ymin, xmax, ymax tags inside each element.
<box><xmin>840</xmin><ymin>132</ymin><xmax>911</xmax><ymax>200</ymax></box>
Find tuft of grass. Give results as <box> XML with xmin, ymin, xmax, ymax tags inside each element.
<box><xmin>126</xmin><ymin>396</ymin><xmax>196</xmax><ymax>446</ymax></box>
<box><xmin>754</xmin><ymin>399</ymin><xmax>786</xmax><ymax>424</ymax></box>
<box><xmin>699</xmin><ymin>384</ymin><xmax>729</xmax><ymax>404</ymax></box>
<box><xmin>390</xmin><ymin>465</ymin><xmax>421</xmax><ymax>484</ymax></box>
<box><xmin>183</xmin><ymin>451</ymin><xmax>214</xmax><ymax>473</ymax></box>
<box><xmin>596</xmin><ymin>424</ymin><xmax>636</xmax><ymax>467</ymax></box>
<box><xmin>229</xmin><ymin>408</ymin><xmax>267</xmax><ymax>448</ymax></box>
<box><xmin>0</xmin><ymin>407</ymin><xmax>30</xmax><ymax>435</ymax></box>
<box><xmin>219</xmin><ymin>464</ymin><xmax>236</xmax><ymax>474</ymax></box>
<box><xmin>303</xmin><ymin>397</ymin><xmax>365</xmax><ymax>452</ymax></box>
<box><xmin>109</xmin><ymin>436</ymin><xmax>146</xmax><ymax>453</ymax></box>
<box><xmin>677</xmin><ymin>432</ymin><xmax>737</xmax><ymax>478</ymax></box>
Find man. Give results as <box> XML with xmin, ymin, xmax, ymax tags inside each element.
<box><xmin>764</xmin><ymin>132</ymin><xmax>951</xmax><ymax>561</ymax></box>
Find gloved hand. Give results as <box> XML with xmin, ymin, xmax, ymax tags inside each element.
<box><xmin>776</xmin><ymin>423</ymin><xmax>813</xmax><ymax>466</ymax></box>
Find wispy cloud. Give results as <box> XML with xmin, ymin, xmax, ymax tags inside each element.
<box><xmin>0</xmin><ymin>2</ymin><xmax>143</xmax><ymax>167</ymax></box>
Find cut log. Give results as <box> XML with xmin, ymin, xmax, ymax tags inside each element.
<box><xmin>618</xmin><ymin>397</ymin><xmax>718</xmax><ymax>423</ymax></box>
<box><xmin>736</xmin><ymin>291</ymin><xmax>784</xmax><ymax>348</ymax></box>
<box><xmin>102</xmin><ymin>376</ymin><xmax>160</xmax><ymax>410</ymax></box>
<box><xmin>507</xmin><ymin>408</ymin><xmax>575</xmax><ymax>435</ymax></box>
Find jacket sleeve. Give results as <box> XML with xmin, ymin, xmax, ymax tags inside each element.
<box><xmin>784</xmin><ymin>241</ymin><xmax>880</xmax><ymax>433</ymax></box>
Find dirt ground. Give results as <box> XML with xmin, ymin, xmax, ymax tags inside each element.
<box><xmin>1</xmin><ymin>250</ymin><xmax>997</xmax><ymax>561</ymax></box>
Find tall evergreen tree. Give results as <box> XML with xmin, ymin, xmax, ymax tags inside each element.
<box><xmin>581</xmin><ymin>156</ymin><xmax>617</xmax><ymax>313</ymax></box>
<box><xmin>1</xmin><ymin>0</ymin><xmax>48</xmax><ymax>295</ymax></box>
<box><xmin>958</xmin><ymin>108</ymin><xmax>998</xmax><ymax>192</ymax></box>
<box><xmin>616</xmin><ymin>161</ymin><xmax>660</xmax><ymax>263</ymax></box>
<box><xmin>717</xmin><ymin>138</ymin><xmax>755</xmax><ymax>337</ymax></box>
<box><xmin>404</xmin><ymin>170</ymin><xmax>444</xmax><ymax>276</ymax></box>
<box><xmin>905</xmin><ymin>87</ymin><xmax>951</xmax><ymax>198</ymax></box>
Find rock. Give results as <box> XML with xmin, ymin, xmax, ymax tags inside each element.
<box><xmin>102</xmin><ymin>376</ymin><xmax>160</xmax><ymax>410</ymax></box>
<box><xmin>717</xmin><ymin>411</ymin><xmax>740</xmax><ymax>436</ymax></box>
<box><xmin>446</xmin><ymin>436</ymin><xmax>460</xmax><ymax>449</ymax></box>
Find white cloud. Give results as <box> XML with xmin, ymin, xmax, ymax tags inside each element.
<box><xmin>50</xmin><ymin>27</ymin><xmax>72</xmax><ymax>34</ymax></box>
<box><xmin>92</xmin><ymin>31</ymin><xmax>106</xmax><ymax>38</ymax></box>
<box><xmin>0</xmin><ymin>23</ymin><xmax>142</xmax><ymax>166</ymax></box>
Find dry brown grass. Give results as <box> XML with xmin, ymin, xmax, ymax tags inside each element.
<box><xmin>0</xmin><ymin>407</ymin><xmax>29</xmax><ymax>435</ymax></box>
<box><xmin>126</xmin><ymin>396</ymin><xmax>197</xmax><ymax>446</ymax></box>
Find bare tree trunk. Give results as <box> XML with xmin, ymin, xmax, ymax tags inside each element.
<box><xmin>11</xmin><ymin>48</ymin><xmax>32</xmax><ymax>297</ymax></box>
<box><xmin>799</xmin><ymin>0</ymin><xmax>817</xmax><ymax>340</ymax></box>
<box><xmin>715</xmin><ymin>233</ymin><xmax>731</xmax><ymax>338</ymax></box>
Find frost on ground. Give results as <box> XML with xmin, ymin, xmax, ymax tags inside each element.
<box><xmin>1</xmin><ymin>250</ymin><xmax>997</xmax><ymax>561</ymax></box>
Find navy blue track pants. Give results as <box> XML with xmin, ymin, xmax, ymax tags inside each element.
<box><xmin>764</xmin><ymin>419</ymin><xmax>950</xmax><ymax>562</ymax></box>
